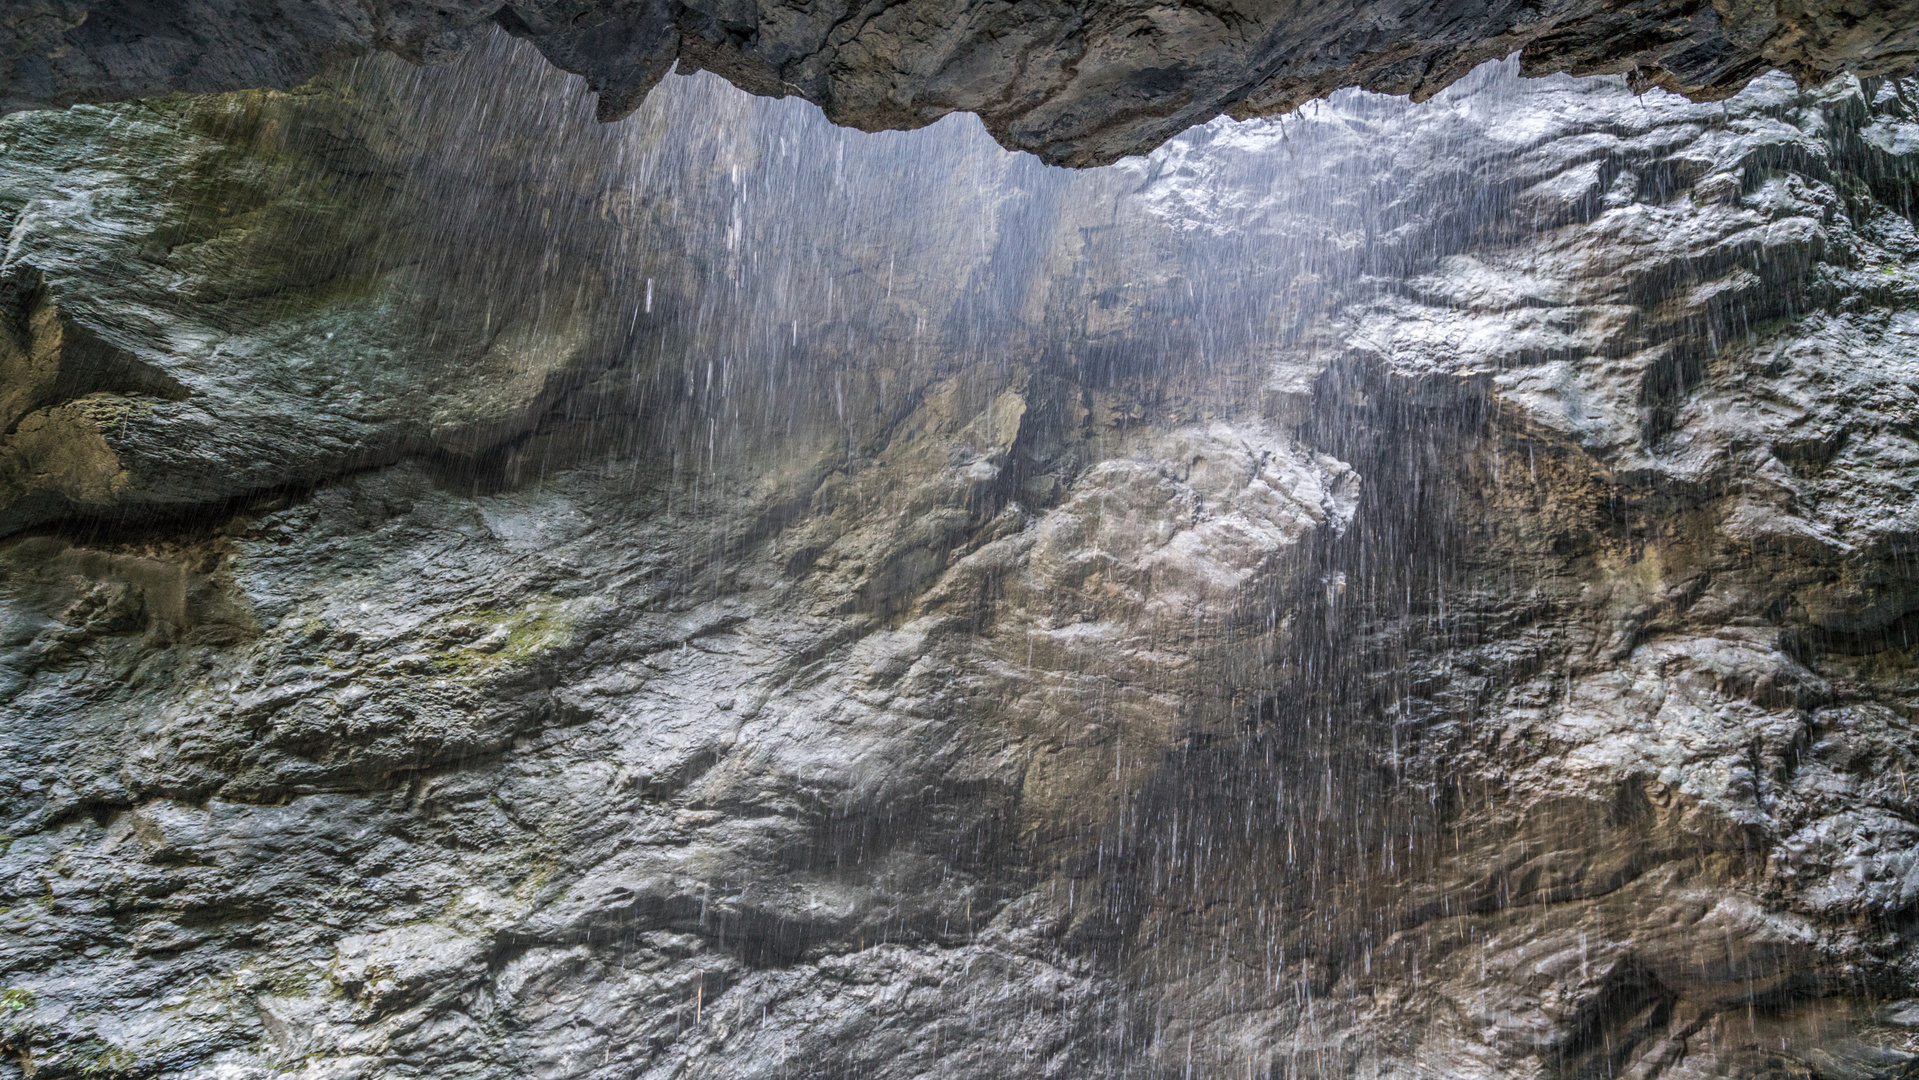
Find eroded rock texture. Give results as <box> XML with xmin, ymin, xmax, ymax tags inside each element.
<box><xmin>5</xmin><ymin>36</ymin><xmax>1919</xmax><ymax>1080</ymax></box>
<box><xmin>14</xmin><ymin>0</ymin><xmax>1919</xmax><ymax>164</ymax></box>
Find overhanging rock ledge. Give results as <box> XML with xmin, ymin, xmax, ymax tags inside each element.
<box><xmin>11</xmin><ymin>0</ymin><xmax>1919</xmax><ymax>164</ymax></box>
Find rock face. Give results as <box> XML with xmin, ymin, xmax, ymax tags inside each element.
<box><xmin>13</xmin><ymin>0</ymin><xmax>1919</xmax><ymax>164</ymax></box>
<box><xmin>5</xmin><ymin>35</ymin><xmax>1919</xmax><ymax>1080</ymax></box>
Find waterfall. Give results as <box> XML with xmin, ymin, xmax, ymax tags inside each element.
<box><xmin>2</xmin><ymin>28</ymin><xmax>1918</xmax><ymax>1080</ymax></box>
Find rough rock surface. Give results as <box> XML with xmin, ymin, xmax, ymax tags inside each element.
<box><xmin>14</xmin><ymin>0</ymin><xmax>1919</xmax><ymax>164</ymax></box>
<box><xmin>6</xmin><ymin>36</ymin><xmax>1919</xmax><ymax>1080</ymax></box>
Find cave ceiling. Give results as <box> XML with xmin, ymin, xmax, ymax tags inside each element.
<box><xmin>10</xmin><ymin>0</ymin><xmax>1919</xmax><ymax>164</ymax></box>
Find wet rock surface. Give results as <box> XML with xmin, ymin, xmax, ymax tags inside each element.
<box><xmin>14</xmin><ymin>0</ymin><xmax>1919</xmax><ymax>164</ymax></box>
<box><xmin>4</xmin><ymin>38</ymin><xmax>1919</xmax><ymax>1080</ymax></box>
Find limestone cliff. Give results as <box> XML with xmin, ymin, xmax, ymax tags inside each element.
<box><xmin>3</xmin><ymin>36</ymin><xmax>1919</xmax><ymax>1080</ymax></box>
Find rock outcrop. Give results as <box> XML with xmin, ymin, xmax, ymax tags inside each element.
<box><xmin>4</xmin><ymin>34</ymin><xmax>1919</xmax><ymax>1080</ymax></box>
<box><xmin>13</xmin><ymin>0</ymin><xmax>1919</xmax><ymax>164</ymax></box>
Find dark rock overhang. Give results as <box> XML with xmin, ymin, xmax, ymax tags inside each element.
<box><xmin>9</xmin><ymin>0</ymin><xmax>1919</xmax><ymax>165</ymax></box>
